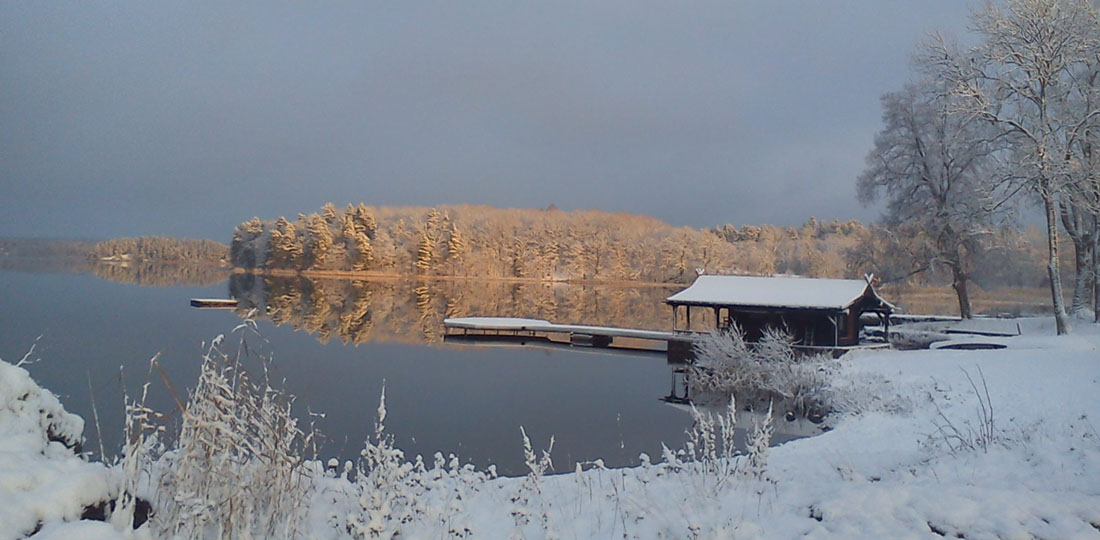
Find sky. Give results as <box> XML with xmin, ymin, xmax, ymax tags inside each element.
<box><xmin>0</xmin><ymin>1</ymin><xmax>973</xmax><ymax>242</ymax></box>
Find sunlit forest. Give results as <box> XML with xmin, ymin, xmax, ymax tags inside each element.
<box><xmin>231</xmin><ymin>203</ymin><xmax>1056</xmax><ymax>289</ymax></box>
<box><xmin>89</xmin><ymin>236</ymin><xmax>228</xmax><ymax>264</ymax></box>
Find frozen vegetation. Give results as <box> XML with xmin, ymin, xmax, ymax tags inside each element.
<box><xmin>2</xmin><ymin>317</ymin><xmax>1100</xmax><ymax>538</ymax></box>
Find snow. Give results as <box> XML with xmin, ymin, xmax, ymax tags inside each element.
<box><xmin>444</xmin><ymin>317</ymin><xmax>678</xmax><ymax>340</ymax></box>
<box><xmin>443</xmin><ymin>317</ymin><xmax>552</xmax><ymax>329</ymax></box>
<box><xmin>946</xmin><ymin>317</ymin><xmax>1023</xmax><ymax>336</ymax></box>
<box><xmin>666</xmin><ymin>274</ymin><xmax>890</xmax><ymax>310</ymax></box>
<box><xmin>3</xmin><ymin>317</ymin><xmax>1100</xmax><ymax>538</ymax></box>
<box><xmin>0</xmin><ymin>360</ymin><xmax>113</xmax><ymax>539</ymax></box>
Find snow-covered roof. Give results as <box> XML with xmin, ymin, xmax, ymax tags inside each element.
<box><xmin>665</xmin><ymin>275</ymin><xmax>889</xmax><ymax>311</ymax></box>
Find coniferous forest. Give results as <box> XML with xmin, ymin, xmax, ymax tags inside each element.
<box><xmin>231</xmin><ymin>203</ymin><xmax>1054</xmax><ymax>291</ymax></box>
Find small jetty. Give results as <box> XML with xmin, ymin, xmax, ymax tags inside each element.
<box><xmin>443</xmin><ymin>317</ymin><xmax>696</xmax><ymax>361</ymax></box>
<box><xmin>190</xmin><ymin>298</ymin><xmax>239</xmax><ymax>309</ymax></box>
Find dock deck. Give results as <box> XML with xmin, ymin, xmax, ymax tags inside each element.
<box><xmin>443</xmin><ymin>317</ymin><xmax>697</xmax><ymax>361</ymax></box>
<box><xmin>443</xmin><ymin>317</ymin><xmax>683</xmax><ymax>341</ymax></box>
<box><xmin>443</xmin><ymin>316</ymin><xmax>888</xmax><ymax>361</ymax></box>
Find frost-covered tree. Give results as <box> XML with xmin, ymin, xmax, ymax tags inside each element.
<box><xmin>267</xmin><ymin>217</ymin><xmax>303</xmax><ymax>268</ymax></box>
<box><xmin>304</xmin><ymin>213</ymin><xmax>333</xmax><ymax>269</ymax></box>
<box><xmin>926</xmin><ymin>0</ymin><xmax>1100</xmax><ymax>332</ymax></box>
<box><xmin>1060</xmin><ymin>31</ymin><xmax>1100</xmax><ymax>320</ymax></box>
<box><xmin>445</xmin><ymin>223</ymin><xmax>467</xmax><ymax>275</ymax></box>
<box><xmin>859</xmin><ymin>78</ymin><xmax>1009</xmax><ymax>318</ymax></box>
<box><xmin>342</xmin><ymin>213</ymin><xmax>373</xmax><ymax>272</ymax></box>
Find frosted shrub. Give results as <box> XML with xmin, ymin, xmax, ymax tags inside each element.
<box><xmin>346</xmin><ymin>387</ymin><xmax>492</xmax><ymax>539</ymax></box>
<box><xmin>348</xmin><ymin>387</ymin><xmax>425</xmax><ymax>538</ymax></box>
<box><xmin>510</xmin><ymin>427</ymin><xmax>556</xmax><ymax>538</ymax></box>
<box><xmin>691</xmin><ymin>325</ymin><xmax>834</xmax><ymax>418</ymax></box>
<box><xmin>666</xmin><ymin>396</ymin><xmax>774</xmax><ymax>495</ymax></box>
<box><xmin>684</xmin><ymin>397</ymin><xmax>739</xmax><ymax>492</ymax></box>
<box><xmin>126</xmin><ymin>321</ymin><xmax>316</xmax><ymax>539</ymax></box>
<box><xmin>743</xmin><ymin>403</ymin><xmax>774</xmax><ymax>481</ymax></box>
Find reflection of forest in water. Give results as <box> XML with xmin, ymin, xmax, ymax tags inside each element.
<box><xmin>0</xmin><ymin>257</ymin><xmax>229</xmax><ymax>287</ymax></box>
<box><xmin>229</xmin><ymin>274</ymin><xmax>683</xmax><ymax>345</ymax></box>
<box><xmin>228</xmin><ymin>275</ymin><xmax>1058</xmax><ymax>347</ymax></box>
<box><xmin>90</xmin><ymin>262</ymin><xmax>229</xmax><ymax>287</ymax></box>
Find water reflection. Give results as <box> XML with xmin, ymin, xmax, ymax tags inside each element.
<box><xmin>0</xmin><ymin>256</ymin><xmax>228</xmax><ymax>287</ymax></box>
<box><xmin>228</xmin><ymin>273</ymin><xmax>683</xmax><ymax>346</ymax></box>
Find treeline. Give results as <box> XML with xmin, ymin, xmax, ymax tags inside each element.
<box><xmin>0</xmin><ymin>238</ymin><xmax>92</xmax><ymax>259</ymax></box>
<box><xmin>90</xmin><ymin>236</ymin><xmax>228</xmax><ymax>265</ymax></box>
<box><xmin>230</xmin><ymin>204</ymin><xmax>873</xmax><ymax>282</ymax></box>
<box><xmin>231</xmin><ymin>203</ymin><xmax>1054</xmax><ymax>289</ymax></box>
<box><xmin>233</xmin><ymin>203</ymin><xmax>730</xmax><ymax>282</ymax></box>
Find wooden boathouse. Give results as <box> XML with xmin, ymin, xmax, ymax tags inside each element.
<box><xmin>665</xmin><ymin>275</ymin><xmax>893</xmax><ymax>348</ymax></box>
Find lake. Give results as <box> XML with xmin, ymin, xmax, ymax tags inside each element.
<box><xmin>0</xmin><ymin>261</ymin><xmax>1055</xmax><ymax>475</ymax></box>
<box><xmin>0</xmin><ymin>264</ymin><xmax>700</xmax><ymax>476</ymax></box>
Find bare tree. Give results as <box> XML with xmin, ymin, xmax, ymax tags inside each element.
<box><xmin>926</xmin><ymin>0</ymin><xmax>1100</xmax><ymax>333</ymax></box>
<box><xmin>859</xmin><ymin>79</ymin><xmax>1009</xmax><ymax>318</ymax></box>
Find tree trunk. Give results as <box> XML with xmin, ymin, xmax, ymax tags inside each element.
<box><xmin>1094</xmin><ymin>221</ymin><xmax>1100</xmax><ymax>323</ymax></box>
<box><xmin>950</xmin><ymin>262</ymin><xmax>973</xmax><ymax>319</ymax></box>
<box><xmin>1060</xmin><ymin>199</ymin><xmax>1094</xmax><ymax>319</ymax></box>
<box><xmin>1069</xmin><ymin>234</ymin><xmax>1095</xmax><ymax>319</ymax></box>
<box><xmin>1043</xmin><ymin>193</ymin><xmax>1071</xmax><ymax>334</ymax></box>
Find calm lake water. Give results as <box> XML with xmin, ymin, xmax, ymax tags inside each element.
<box><xmin>0</xmin><ymin>264</ymin><xmax>698</xmax><ymax>475</ymax></box>
<box><xmin>1</xmin><ymin>261</ymin><xmax>1053</xmax><ymax>475</ymax></box>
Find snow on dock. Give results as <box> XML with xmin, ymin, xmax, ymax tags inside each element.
<box><xmin>444</xmin><ymin>316</ymin><xmax>888</xmax><ymax>360</ymax></box>
<box><xmin>444</xmin><ymin>317</ymin><xmax>696</xmax><ymax>360</ymax></box>
<box><xmin>443</xmin><ymin>317</ymin><xmax>680</xmax><ymax>342</ymax></box>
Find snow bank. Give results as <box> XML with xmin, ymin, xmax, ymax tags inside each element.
<box><xmin>298</xmin><ymin>318</ymin><xmax>1100</xmax><ymax>538</ymax></box>
<box><xmin>3</xmin><ymin>318</ymin><xmax>1099</xmax><ymax>539</ymax></box>
<box><xmin>0</xmin><ymin>360</ymin><xmax>113</xmax><ymax>539</ymax></box>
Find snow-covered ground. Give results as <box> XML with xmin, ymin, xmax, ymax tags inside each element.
<box><xmin>0</xmin><ymin>358</ymin><xmax>114</xmax><ymax>539</ymax></box>
<box><xmin>3</xmin><ymin>317</ymin><xmax>1099</xmax><ymax>539</ymax></box>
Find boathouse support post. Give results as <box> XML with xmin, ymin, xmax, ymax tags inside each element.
<box><xmin>831</xmin><ymin>314</ymin><xmax>839</xmax><ymax>347</ymax></box>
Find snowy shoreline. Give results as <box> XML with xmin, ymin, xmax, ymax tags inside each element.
<box><xmin>3</xmin><ymin>318</ymin><xmax>1100</xmax><ymax>538</ymax></box>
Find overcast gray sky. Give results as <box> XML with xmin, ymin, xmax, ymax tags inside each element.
<box><xmin>1</xmin><ymin>1</ymin><xmax>972</xmax><ymax>241</ymax></box>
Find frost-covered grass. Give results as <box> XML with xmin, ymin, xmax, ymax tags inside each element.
<box><xmin>3</xmin><ymin>316</ymin><xmax>1100</xmax><ymax>538</ymax></box>
<box><xmin>124</xmin><ymin>321</ymin><xmax>317</xmax><ymax>539</ymax></box>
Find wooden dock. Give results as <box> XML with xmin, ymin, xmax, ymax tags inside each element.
<box><xmin>443</xmin><ymin>317</ymin><xmax>697</xmax><ymax>362</ymax></box>
<box><xmin>443</xmin><ymin>316</ymin><xmax>888</xmax><ymax>361</ymax></box>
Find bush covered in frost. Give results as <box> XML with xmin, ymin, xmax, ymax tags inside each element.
<box><xmin>690</xmin><ymin>326</ymin><xmax>835</xmax><ymax>419</ymax></box>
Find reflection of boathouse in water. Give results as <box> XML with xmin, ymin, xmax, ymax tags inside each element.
<box><xmin>665</xmin><ymin>275</ymin><xmax>893</xmax><ymax>348</ymax></box>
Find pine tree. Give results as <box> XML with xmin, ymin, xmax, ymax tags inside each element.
<box><xmin>305</xmin><ymin>213</ymin><xmax>334</xmax><ymax>269</ymax></box>
<box><xmin>415</xmin><ymin>228</ymin><xmax>434</xmax><ymax>273</ymax></box>
<box><xmin>445</xmin><ymin>223</ymin><xmax>467</xmax><ymax>275</ymax></box>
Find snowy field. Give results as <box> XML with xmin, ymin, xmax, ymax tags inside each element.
<box><xmin>2</xmin><ymin>317</ymin><xmax>1099</xmax><ymax>539</ymax></box>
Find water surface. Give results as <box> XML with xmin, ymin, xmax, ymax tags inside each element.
<box><xmin>0</xmin><ymin>266</ymin><xmax>692</xmax><ymax>475</ymax></box>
